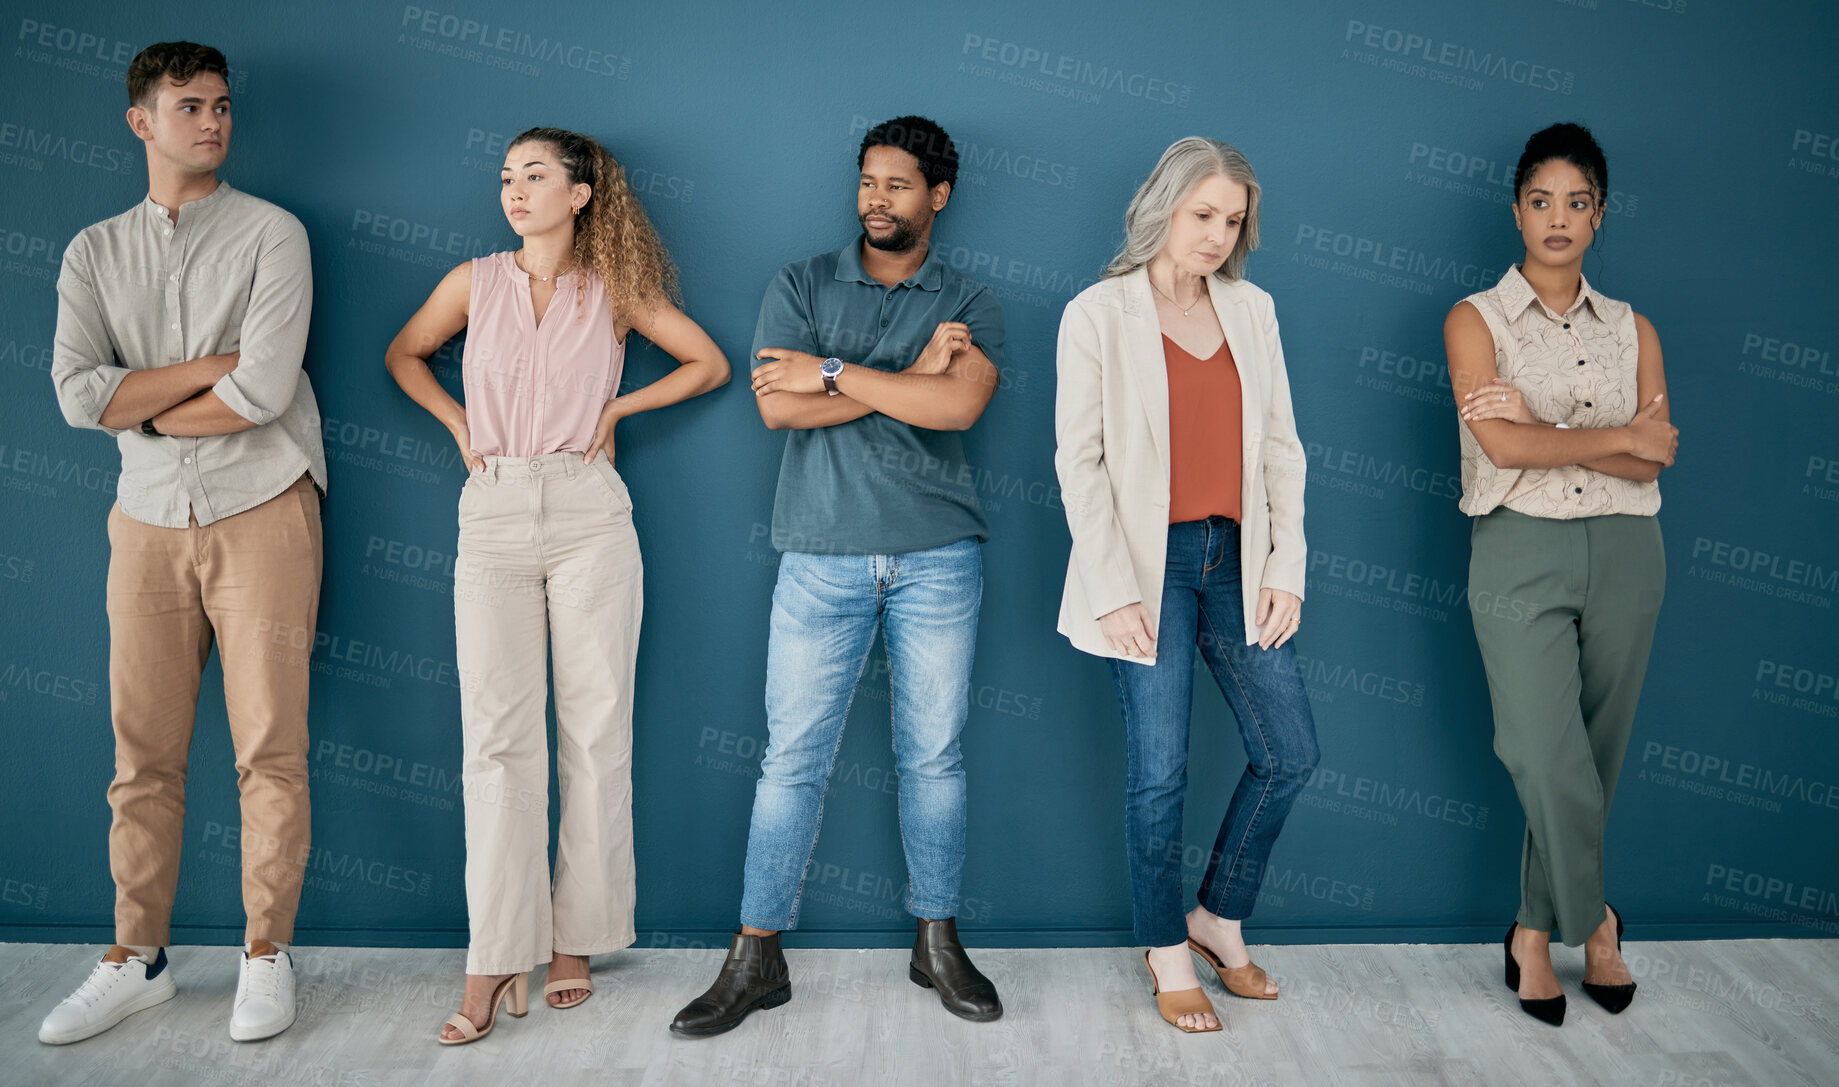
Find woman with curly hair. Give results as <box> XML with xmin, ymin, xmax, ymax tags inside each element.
<box><xmin>385</xmin><ymin>126</ymin><xmax>729</xmax><ymax>1044</ymax></box>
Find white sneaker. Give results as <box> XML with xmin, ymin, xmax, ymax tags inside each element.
<box><xmin>229</xmin><ymin>949</ymin><xmax>296</xmax><ymax>1041</ymax></box>
<box><xmin>38</xmin><ymin>949</ymin><xmax>178</xmax><ymax>1044</ymax></box>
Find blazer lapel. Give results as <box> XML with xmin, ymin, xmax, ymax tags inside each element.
<box><xmin>1212</xmin><ymin>282</ymin><xmax>1262</xmax><ymax>443</ymax></box>
<box><xmin>1121</xmin><ymin>267</ymin><xmax>1171</xmax><ymax>476</ymax></box>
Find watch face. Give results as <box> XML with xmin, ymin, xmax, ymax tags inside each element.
<box><xmin>822</xmin><ymin>357</ymin><xmax>844</xmax><ymax>377</ymax></box>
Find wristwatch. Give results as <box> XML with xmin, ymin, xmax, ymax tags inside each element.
<box><xmin>820</xmin><ymin>357</ymin><xmax>844</xmax><ymax>396</ymax></box>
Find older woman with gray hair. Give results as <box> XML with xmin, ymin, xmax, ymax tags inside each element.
<box><xmin>1054</xmin><ymin>137</ymin><xmax>1318</xmax><ymax>1033</ymax></box>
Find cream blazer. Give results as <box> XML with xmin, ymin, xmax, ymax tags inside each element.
<box><xmin>1054</xmin><ymin>267</ymin><xmax>1308</xmax><ymax>660</ymax></box>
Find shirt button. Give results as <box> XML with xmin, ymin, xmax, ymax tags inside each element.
<box><xmin>1574</xmin><ymin>487</ymin><xmax>1582</xmax><ymax>494</ymax></box>
<box><xmin>1584</xmin><ymin>401</ymin><xmax>1592</xmax><ymax>407</ymax></box>
<box><xmin>183</xmin><ymin>456</ymin><xmax>193</xmax><ymax>464</ymax></box>
<box><xmin>170</xmin><ymin>323</ymin><xmax>179</xmax><ymax>330</ymax></box>
<box><xmin>171</xmin><ymin>273</ymin><xmax>180</xmax><ymax>282</ymax></box>
<box><xmin>1562</xmin><ymin>322</ymin><xmax>1571</xmax><ymax>329</ymax></box>
<box><xmin>1577</xmin><ymin>359</ymin><xmax>1586</xmax><ymax>366</ymax></box>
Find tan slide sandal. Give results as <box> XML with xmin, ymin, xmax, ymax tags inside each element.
<box><xmin>1145</xmin><ymin>951</ymin><xmax>1222</xmax><ymax>1033</ymax></box>
<box><xmin>1188</xmin><ymin>938</ymin><xmax>1278</xmax><ymax>1000</ymax></box>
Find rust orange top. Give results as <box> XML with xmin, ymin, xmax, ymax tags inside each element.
<box><xmin>1164</xmin><ymin>334</ymin><xmax>1242</xmax><ymax>525</ymax></box>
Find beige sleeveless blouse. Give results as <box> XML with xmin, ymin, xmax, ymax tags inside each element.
<box><xmin>1456</xmin><ymin>265</ymin><xmax>1660</xmax><ymax>519</ymax></box>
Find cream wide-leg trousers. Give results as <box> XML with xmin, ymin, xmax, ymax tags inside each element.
<box><xmin>454</xmin><ymin>451</ymin><xmax>642</xmax><ymax>975</ymax></box>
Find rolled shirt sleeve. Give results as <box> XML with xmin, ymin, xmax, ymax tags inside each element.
<box><xmin>50</xmin><ymin>232</ymin><xmax>132</xmax><ymax>435</ymax></box>
<box><xmin>210</xmin><ymin>215</ymin><xmax>313</xmax><ymax>426</ymax></box>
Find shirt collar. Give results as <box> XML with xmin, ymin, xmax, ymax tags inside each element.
<box><xmin>834</xmin><ymin>237</ymin><xmax>945</xmax><ymax>291</ymax></box>
<box><xmin>1497</xmin><ymin>262</ymin><xmax>1606</xmax><ymax>322</ymax></box>
<box><xmin>145</xmin><ymin>179</ymin><xmax>234</xmax><ymax>223</ymax></box>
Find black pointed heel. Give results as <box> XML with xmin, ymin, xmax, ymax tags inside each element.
<box><xmin>1582</xmin><ymin>903</ymin><xmax>1637</xmax><ymax>1014</ymax></box>
<box><xmin>1504</xmin><ymin>922</ymin><xmax>1565</xmax><ymax>1026</ymax></box>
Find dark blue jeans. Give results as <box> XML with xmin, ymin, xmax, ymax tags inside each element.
<box><xmin>1110</xmin><ymin>517</ymin><xmax>1320</xmax><ymax>947</ymax></box>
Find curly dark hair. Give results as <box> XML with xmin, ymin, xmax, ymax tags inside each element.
<box><xmin>857</xmin><ymin>115</ymin><xmax>958</xmax><ymax>190</ymax></box>
<box><xmin>1513</xmin><ymin>122</ymin><xmax>1608</xmax><ymax>207</ymax></box>
<box><xmin>127</xmin><ymin>42</ymin><xmax>229</xmax><ymax>108</ymax></box>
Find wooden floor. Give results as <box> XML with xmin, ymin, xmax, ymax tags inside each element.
<box><xmin>2</xmin><ymin>939</ymin><xmax>1834</xmax><ymax>1086</ymax></box>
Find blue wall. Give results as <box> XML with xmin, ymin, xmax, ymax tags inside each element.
<box><xmin>2</xmin><ymin>0</ymin><xmax>1835</xmax><ymax>949</ymax></box>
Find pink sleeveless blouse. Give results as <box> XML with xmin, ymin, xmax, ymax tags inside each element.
<box><xmin>462</xmin><ymin>250</ymin><xmax>625</xmax><ymax>457</ymax></box>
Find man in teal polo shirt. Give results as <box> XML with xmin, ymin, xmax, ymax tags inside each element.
<box><xmin>671</xmin><ymin>116</ymin><xmax>1005</xmax><ymax>1036</ymax></box>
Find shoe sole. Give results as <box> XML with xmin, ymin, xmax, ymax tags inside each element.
<box><xmin>38</xmin><ymin>978</ymin><xmax>178</xmax><ymax>1045</ymax></box>
<box><xmin>909</xmin><ymin>963</ymin><xmax>1004</xmax><ymax>1022</ymax></box>
<box><xmin>229</xmin><ymin>1004</ymin><xmax>297</xmax><ymax>1042</ymax></box>
<box><xmin>668</xmin><ymin>984</ymin><xmax>791</xmax><ymax>1037</ymax></box>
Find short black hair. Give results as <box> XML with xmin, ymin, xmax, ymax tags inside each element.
<box><xmin>1513</xmin><ymin>122</ymin><xmax>1608</xmax><ymax>206</ymax></box>
<box><xmin>128</xmin><ymin>42</ymin><xmax>229</xmax><ymax>108</ymax></box>
<box><xmin>857</xmin><ymin>115</ymin><xmax>958</xmax><ymax>190</ymax></box>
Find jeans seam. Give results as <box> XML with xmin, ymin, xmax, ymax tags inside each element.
<box><xmin>888</xmin><ymin>641</ymin><xmax>913</xmax><ymax>916</ymax></box>
<box><xmin>1112</xmin><ymin>654</ymin><xmax>1188</xmax><ymax>945</ymax></box>
<box><xmin>1202</xmin><ymin>603</ymin><xmax>1274</xmax><ymax>915</ymax></box>
<box><xmin>778</xmin><ymin>614</ymin><xmax>877</xmax><ymax>931</ymax></box>
<box><xmin>891</xmin><ymin>547</ymin><xmax>977</xmax><ymax>920</ymax></box>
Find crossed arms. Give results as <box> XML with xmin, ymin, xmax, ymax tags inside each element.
<box><xmin>51</xmin><ymin>218</ymin><xmax>313</xmax><ymax>438</ymax></box>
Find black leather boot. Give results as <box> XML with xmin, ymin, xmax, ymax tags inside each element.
<box><xmin>910</xmin><ymin>917</ymin><xmax>1002</xmax><ymax>1022</ymax></box>
<box><xmin>669</xmin><ymin>933</ymin><xmax>792</xmax><ymax>1037</ymax></box>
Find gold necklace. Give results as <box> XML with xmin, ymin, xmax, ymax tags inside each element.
<box><xmin>516</xmin><ymin>250</ymin><xmax>573</xmax><ymax>283</ymax></box>
<box><xmin>1150</xmin><ymin>275</ymin><xmax>1204</xmax><ymax>316</ymax></box>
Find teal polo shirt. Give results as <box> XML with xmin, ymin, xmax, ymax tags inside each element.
<box><xmin>754</xmin><ymin>239</ymin><xmax>1004</xmax><ymax>555</ymax></box>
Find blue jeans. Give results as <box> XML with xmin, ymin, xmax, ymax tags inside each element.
<box><xmin>1110</xmin><ymin>517</ymin><xmax>1319</xmax><ymax>947</ymax></box>
<box><xmin>739</xmin><ymin>537</ymin><xmax>981</xmax><ymax>930</ymax></box>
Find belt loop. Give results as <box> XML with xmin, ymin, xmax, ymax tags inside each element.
<box><xmin>481</xmin><ymin>457</ymin><xmax>497</xmax><ymax>483</ymax></box>
<box><xmin>564</xmin><ymin>454</ymin><xmax>579</xmax><ymax>480</ymax></box>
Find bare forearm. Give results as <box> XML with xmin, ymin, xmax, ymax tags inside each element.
<box><xmin>98</xmin><ymin>357</ymin><xmax>224</xmax><ymax>429</ymax></box>
<box><xmin>385</xmin><ymin>352</ymin><xmax>467</xmax><ymax>433</ymax></box>
<box><xmin>1497</xmin><ymin>420</ymin><xmax>1662</xmax><ymax>479</ymax></box>
<box><xmin>1479</xmin><ymin>420</ymin><xmax>1633</xmax><ymax>470</ymax></box>
<box><xmin>151</xmin><ymin>392</ymin><xmax>258</xmax><ymax>436</ymax></box>
<box><xmin>834</xmin><ymin>364</ymin><xmax>977</xmax><ymax>430</ymax></box>
<box><xmin>614</xmin><ymin>357</ymin><xmax>730</xmax><ymax>419</ymax></box>
<box><xmin>758</xmin><ymin>390</ymin><xmax>877</xmax><ymax>430</ymax></box>
<box><xmin>1579</xmin><ymin>452</ymin><xmax>1662</xmax><ymax>482</ymax></box>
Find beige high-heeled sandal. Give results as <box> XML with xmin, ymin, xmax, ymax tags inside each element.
<box><xmin>438</xmin><ymin>972</ymin><xmax>529</xmax><ymax>1045</ymax></box>
<box><xmin>544</xmin><ymin>973</ymin><xmax>594</xmax><ymax>1010</ymax></box>
<box><xmin>1188</xmin><ymin>938</ymin><xmax>1278</xmax><ymax>1000</ymax></box>
<box><xmin>1145</xmin><ymin>951</ymin><xmax>1221</xmax><ymax>1033</ymax></box>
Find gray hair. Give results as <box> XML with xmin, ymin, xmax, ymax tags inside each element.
<box><xmin>1105</xmin><ymin>137</ymin><xmax>1261</xmax><ymax>282</ymax></box>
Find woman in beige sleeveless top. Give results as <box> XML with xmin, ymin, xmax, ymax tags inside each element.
<box><xmin>1444</xmin><ymin>123</ymin><xmax>1678</xmax><ymax>1027</ymax></box>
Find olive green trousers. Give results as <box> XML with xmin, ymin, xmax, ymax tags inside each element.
<box><xmin>1469</xmin><ymin>507</ymin><xmax>1664</xmax><ymax>945</ymax></box>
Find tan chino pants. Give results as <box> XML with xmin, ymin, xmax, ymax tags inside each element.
<box><xmin>106</xmin><ymin>474</ymin><xmax>322</xmax><ymax>946</ymax></box>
